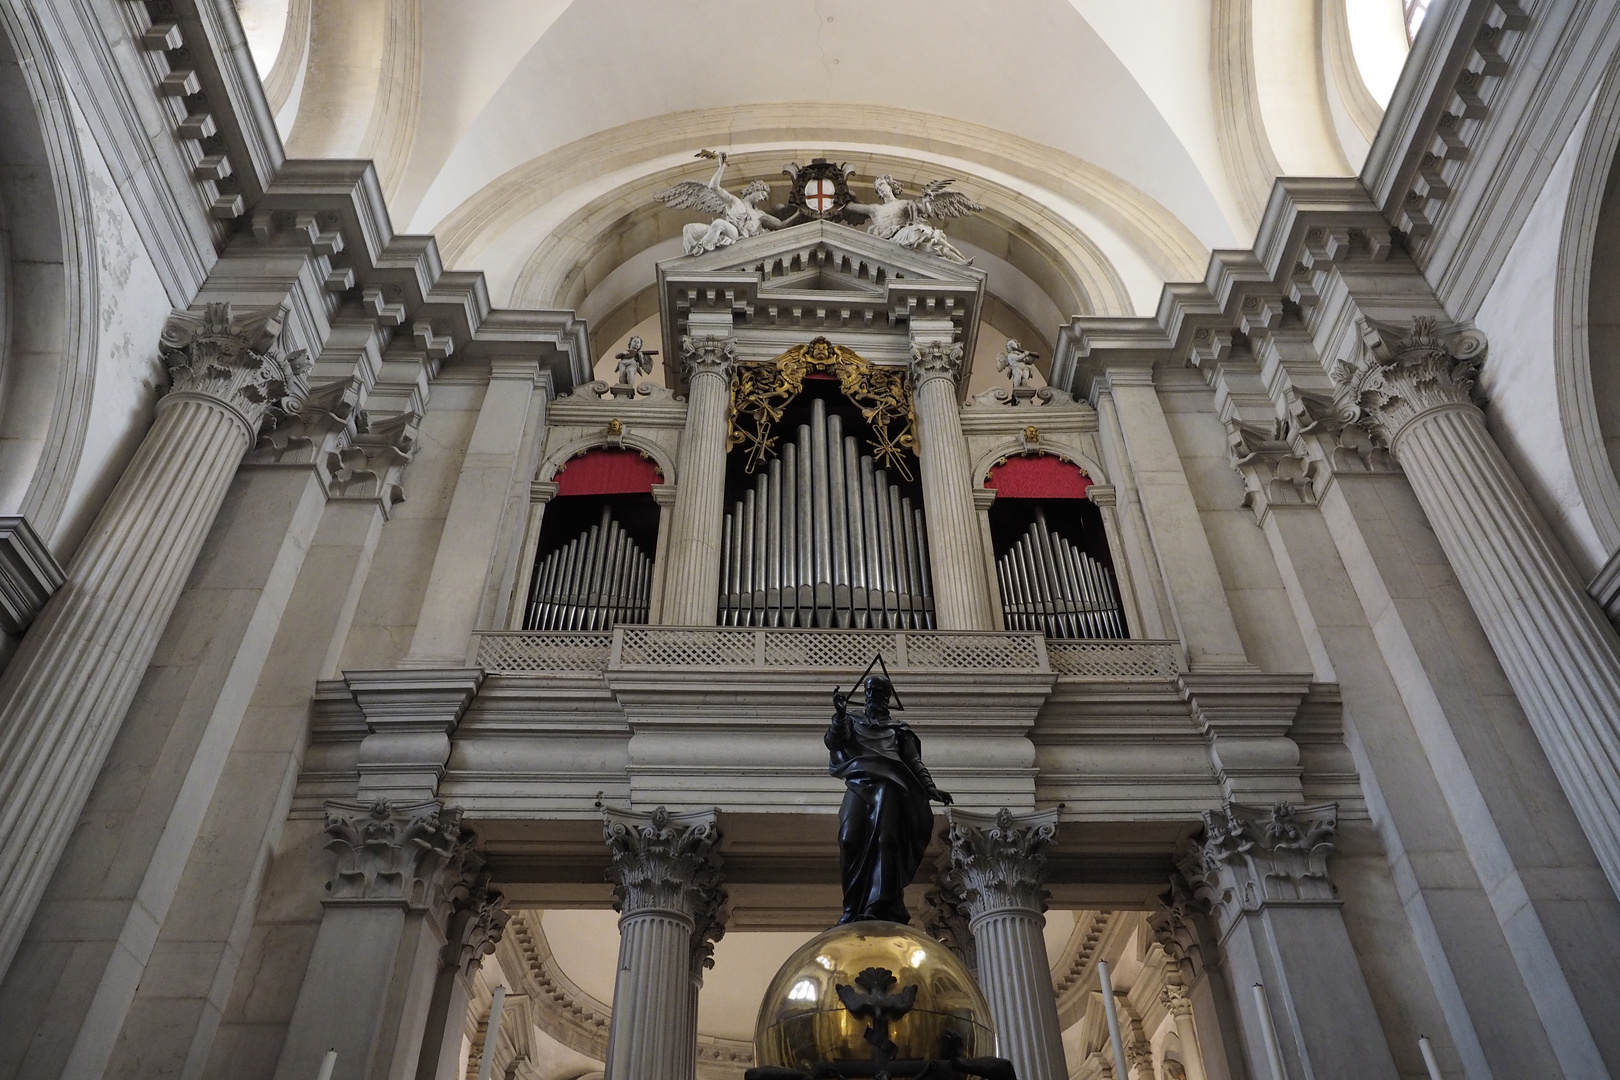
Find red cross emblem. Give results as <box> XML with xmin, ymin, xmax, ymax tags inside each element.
<box><xmin>804</xmin><ymin>178</ymin><xmax>838</xmax><ymax>214</ymax></box>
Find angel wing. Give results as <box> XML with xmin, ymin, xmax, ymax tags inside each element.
<box><xmin>653</xmin><ymin>180</ymin><xmax>731</xmax><ymax>217</ymax></box>
<box><xmin>914</xmin><ymin>178</ymin><xmax>983</xmax><ymax>220</ymax></box>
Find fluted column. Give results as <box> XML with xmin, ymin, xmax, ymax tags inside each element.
<box><xmin>0</xmin><ymin>303</ymin><xmax>308</xmax><ymax>975</ymax></box>
<box><xmin>660</xmin><ymin>337</ymin><xmax>736</xmax><ymax>625</ymax></box>
<box><xmin>910</xmin><ymin>337</ymin><xmax>994</xmax><ymax>629</ymax></box>
<box><xmin>603</xmin><ymin>807</ymin><xmax>725</xmax><ymax>1080</ymax></box>
<box><xmin>945</xmin><ymin>807</ymin><xmax>1065</xmax><ymax>1080</ymax></box>
<box><xmin>1333</xmin><ymin>316</ymin><xmax>1620</xmax><ymax>900</ymax></box>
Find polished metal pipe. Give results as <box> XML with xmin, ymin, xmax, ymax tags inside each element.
<box><xmin>810</xmin><ymin>399</ymin><xmax>834</xmax><ymax>627</ymax></box>
<box><xmin>570</xmin><ymin>522</ymin><xmax>601</xmax><ymax>631</ymax></box>
<box><xmin>718</xmin><ymin>512</ymin><xmax>734</xmax><ymax>626</ymax></box>
<box><xmin>530</xmin><ymin>545</ymin><xmax>559</xmax><ymax>630</ymax></box>
<box><xmin>1031</xmin><ymin>513</ymin><xmax>1071</xmax><ymax>637</ymax></box>
<box><xmin>1007</xmin><ymin>545</ymin><xmax>1031</xmax><ymax>631</ymax></box>
<box><xmin>843</xmin><ymin>436</ymin><xmax>868</xmax><ymax>627</ymax></box>
<box><xmin>995</xmin><ymin>554</ymin><xmax>1016</xmax><ymax>631</ymax></box>
<box><xmin>1075</xmin><ymin>545</ymin><xmax>1106</xmax><ymax>638</ymax></box>
<box><xmin>765</xmin><ymin>459</ymin><xmax>782</xmax><ymax>627</ymax></box>
<box><xmin>901</xmin><ymin>496</ymin><xmax>925</xmax><ymax>629</ymax></box>
<box><xmin>914</xmin><ymin>506</ymin><xmax>936</xmax><ymax>630</ymax></box>
<box><xmin>751</xmin><ymin>481</ymin><xmax>767</xmax><ymax>625</ymax></box>
<box><xmin>795</xmin><ymin>424</ymin><xmax>814</xmax><ymax>626</ymax></box>
<box><xmin>606</xmin><ymin>529</ymin><xmax>626</xmax><ymax>628</ymax></box>
<box><xmin>780</xmin><ymin>442</ymin><xmax>798</xmax><ymax>626</ymax></box>
<box><xmin>873</xmin><ymin>469</ymin><xmax>900</xmax><ymax>628</ymax></box>
<box><xmin>548</xmin><ymin>538</ymin><xmax>575</xmax><ymax>630</ymax></box>
<box><xmin>1018</xmin><ymin>536</ymin><xmax>1051</xmax><ymax>636</ymax></box>
<box><xmin>588</xmin><ymin>515</ymin><xmax>616</xmax><ymax>630</ymax></box>
<box><xmin>1052</xmin><ymin>530</ymin><xmax>1087</xmax><ymax>639</ymax></box>
<box><xmin>886</xmin><ymin>484</ymin><xmax>909</xmax><ymax>628</ymax></box>
<box><xmin>827</xmin><ymin>414</ymin><xmax>851</xmax><ymax>626</ymax></box>
<box><xmin>612</xmin><ymin>528</ymin><xmax>633</xmax><ymax>628</ymax></box>
<box><xmin>595</xmin><ymin>527</ymin><xmax>618</xmax><ymax>630</ymax></box>
<box><xmin>741</xmin><ymin>489</ymin><xmax>757</xmax><ymax>627</ymax></box>
<box><xmin>729</xmin><ymin>498</ymin><xmax>746</xmax><ymax>625</ymax></box>
<box><xmin>860</xmin><ymin>457</ymin><xmax>885</xmax><ymax>627</ymax></box>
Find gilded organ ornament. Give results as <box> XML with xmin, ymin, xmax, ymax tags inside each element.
<box><xmin>728</xmin><ymin>337</ymin><xmax>917</xmax><ymax>480</ymax></box>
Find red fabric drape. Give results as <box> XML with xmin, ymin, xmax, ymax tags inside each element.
<box><xmin>554</xmin><ymin>448</ymin><xmax>662</xmax><ymax>496</ymax></box>
<box><xmin>985</xmin><ymin>454</ymin><xmax>1091</xmax><ymax>499</ymax></box>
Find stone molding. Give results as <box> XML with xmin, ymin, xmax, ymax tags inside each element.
<box><xmin>347</xmin><ymin>668</ymin><xmax>485</xmax><ymax>801</ymax></box>
<box><xmin>603</xmin><ymin>806</ymin><xmax>725</xmax><ymax>922</ymax></box>
<box><xmin>1330</xmin><ymin>316</ymin><xmax>1489</xmax><ymax>453</ymax></box>
<box><xmin>322</xmin><ymin>799</ymin><xmax>477</xmax><ymax>923</ymax></box>
<box><xmin>0</xmin><ymin>518</ymin><xmax>66</xmax><ymax>637</ymax></box>
<box><xmin>945</xmin><ymin>807</ymin><xmax>1059</xmax><ymax>920</ymax></box>
<box><xmin>909</xmin><ymin>339</ymin><xmax>966</xmax><ymax>387</ymax></box>
<box><xmin>158</xmin><ymin>302</ymin><xmax>312</xmax><ymax>441</ymax></box>
<box><xmin>678</xmin><ymin>335</ymin><xmax>737</xmax><ymax>386</ymax></box>
<box><xmin>1177</xmin><ymin>801</ymin><xmax>1339</xmax><ymax>941</ymax></box>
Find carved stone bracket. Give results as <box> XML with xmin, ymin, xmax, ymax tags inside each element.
<box><xmin>603</xmin><ymin>806</ymin><xmax>726</xmax><ymax>924</ymax></box>
<box><xmin>159</xmin><ymin>302</ymin><xmax>311</xmax><ymax>440</ymax></box>
<box><xmin>1176</xmin><ymin>801</ymin><xmax>1339</xmax><ymax>941</ymax></box>
<box><xmin>1329</xmin><ymin>316</ymin><xmax>1488</xmax><ymax>453</ymax></box>
<box><xmin>679</xmin><ymin>335</ymin><xmax>737</xmax><ymax>387</ymax></box>
<box><xmin>1284</xmin><ymin>388</ymin><xmax>1395</xmax><ymax>481</ymax></box>
<box><xmin>908</xmin><ymin>339</ymin><xmax>966</xmax><ymax>387</ymax></box>
<box><xmin>1225</xmin><ymin>416</ymin><xmax>1314</xmax><ymax>518</ymax></box>
<box><xmin>944</xmin><ymin>807</ymin><xmax>1059</xmax><ymax>920</ymax></box>
<box><xmin>327</xmin><ymin>408</ymin><xmax>423</xmax><ymax>517</ymax></box>
<box><xmin>322</xmin><ymin>799</ymin><xmax>478</xmax><ymax>925</ymax></box>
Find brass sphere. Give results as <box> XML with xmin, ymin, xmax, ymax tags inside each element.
<box><xmin>754</xmin><ymin>921</ymin><xmax>995</xmax><ymax>1070</ymax></box>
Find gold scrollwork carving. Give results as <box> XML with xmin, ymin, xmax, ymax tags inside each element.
<box><xmin>728</xmin><ymin>337</ymin><xmax>917</xmax><ymax>480</ymax></box>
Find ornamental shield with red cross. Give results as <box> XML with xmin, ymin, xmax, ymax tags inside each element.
<box><xmin>784</xmin><ymin>157</ymin><xmax>853</xmax><ymax>221</ymax></box>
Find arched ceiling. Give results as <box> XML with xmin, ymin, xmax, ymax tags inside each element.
<box><xmin>242</xmin><ymin>0</ymin><xmax>1411</xmax><ymax>336</ymax></box>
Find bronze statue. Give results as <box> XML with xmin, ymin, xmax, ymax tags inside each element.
<box><xmin>827</xmin><ymin>673</ymin><xmax>952</xmax><ymax>924</ymax></box>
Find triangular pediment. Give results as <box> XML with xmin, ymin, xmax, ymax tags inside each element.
<box><xmin>664</xmin><ymin>219</ymin><xmax>987</xmax><ymax>288</ymax></box>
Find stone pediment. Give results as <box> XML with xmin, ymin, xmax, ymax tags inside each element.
<box><xmin>657</xmin><ymin>220</ymin><xmax>985</xmax><ymax>369</ymax></box>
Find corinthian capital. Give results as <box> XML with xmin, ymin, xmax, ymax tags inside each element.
<box><xmin>908</xmin><ymin>338</ymin><xmax>965</xmax><ymax>386</ymax></box>
<box><xmin>1329</xmin><ymin>316</ymin><xmax>1487</xmax><ymax>450</ymax></box>
<box><xmin>945</xmin><ymin>807</ymin><xmax>1058</xmax><ymax>919</ymax></box>
<box><xmin>1177</xmin><ymin>801</ymin><xmax>1338</xmax><ymax>939</ymax></box>
<box><xmin>679</xmin><ymin>335</ymin><xmax>737</xmax><ymax>384</ymax></box>
<box><xmin>323</xmin><ymin>799</ymin><xmax>477</xmax><ymax>918</ymax></box>
<box><xmin>159</xmin><ymin>302</ymin><xmax>312</xmax><ymax>439</ymax></box>
<box><xmin>604</xmin><ymin>806</ymin><xmax>725</xmax><ymax>924</ymax></box>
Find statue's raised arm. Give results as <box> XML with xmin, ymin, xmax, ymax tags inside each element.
<box><xmin>849</xmin><ymin>174</ymin><xmax>982</xmax><ymax>265</ymax></box>
<box><xmin>655</xmin><ymin>149</ymin><xmax>797</xmax><ymax>256</ymax></box>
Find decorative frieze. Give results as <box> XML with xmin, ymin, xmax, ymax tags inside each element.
<box><xmin>322</xmin><ymin>799</ymin><xmax>477</xmax><ymax>919</ymax></box>
<box><xmin>1329</xmin><ymin>316</ymin><xmax>1489</xmax><ymax>452</ymax></box>
<box><xmin>159</xmin><ymin>302</ymin><xmax>312</xmax><ymax>439</ymax></box>
<box><xmin>1177</xmin><ymin>801</ymin><xmax>1339</xmax><ymax>939</ymax></box>
<box><xmin>945</xmin><ymin>807</ymin><xmax>1059</xmax><ymax>919</ymax></box>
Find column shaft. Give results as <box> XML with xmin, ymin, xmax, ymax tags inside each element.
<box><xmin>968</xmin><ymin>910</ymin><xmax>1067</xmax><ymax>1080</ymax></box>
<box><xmin>661</xmin><ymin>339</ymin><xmax>734</xmax><ymax>625</ymax></box>
<box><xmin>910</xmin><ymin>341</ymin><xmax>993</xmax><ymax>630</ymax></box>
<box><xmin>605</xmin><ymin>910</ymin><xmax>695</xmax><ymax>1080</ymax></box>
<box><xmin>0</xmin><ymin>395</ymin><xmax>249</xmax><ymax>975</ymax></box>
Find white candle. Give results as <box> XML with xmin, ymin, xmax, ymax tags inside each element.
<box><xmin>314</xmin><ymin>1049</ymin><xmax>336</xmax><ymax>1080</ymax></box>
<box><xmin>1097</xmin><ymin>960</ymin><xmax>1130</xmax><ymax>1079</ymax></box>
<box><xmin>1418</xmin><ymin>1036</ymin><xmax>1443</xmax><ymax>1080</ymax></box>
<box><xmin>1251</xmin><ymin>983</ymin><xmax>1287</xmax><ymax>1080</ymax></box>
<box><xmin>474</xmin><ymin>986</ymin><xmax>508</xmax><ymax>1080</ymax></box>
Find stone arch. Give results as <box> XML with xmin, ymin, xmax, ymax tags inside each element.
<box><xmin>0</xmin><ymin>8</ymin><xmax>98</xmax><ymax>546</ymax></box>
<box><xmin>537</xmin><ymin>432</ymin><xmax>675</xmax><ymax>488</ymax></box>
<box><xmin>969</xmin><ymin>442</ymin><xmax>1108</xmax><ymax>492</ymax></box>
<box><xmin>1556</xmin><ymin>48</ymin><xmax>1620</xmax><ymax>554</ymax></box>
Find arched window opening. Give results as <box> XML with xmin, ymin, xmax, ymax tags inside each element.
<box><xmin>986</xmin><ymin>455</ymin><xmax>1126</xmax><ymax>639</ymax></box>
<box><xmin>720</xmin><ymin>370</ymin><xmax>933</xmax><ymax>629</ymax></box>
<box><xmin>524</xmin><ymin>448</ymin><xmax>661</xmax><ymax>631</ymax></box>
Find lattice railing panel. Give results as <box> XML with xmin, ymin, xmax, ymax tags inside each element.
<box><xmin>762</xmin><ymin>630</ymin><xmax>896</xmax><ymax>669</ymax></box>
<box><xmin>474</xmin><ymin>632</ymin><xmax>612</xmax><ymax>673</ymax></box>
<box><xmin>1045</xmin><ymin>639</ymin><xmax>1181</xmax><ymax>679</ymax></box>
<box><xmin>904</xmin><ymin>632</ymin><xmax>1044</xmax><ymax>672</ymax></box>
<box><xmin>618</xmin><ymin>627</ymin><xmax>757</xmax><ymax>667</ymax></box>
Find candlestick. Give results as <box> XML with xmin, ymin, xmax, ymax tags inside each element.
<box><xmin>1251</xmin><ymin>983</ymin><xmax>1286</xmax><ymax>1080</ymax></box>
<box><xmin>1097</xmin><ymin>960</ymin><xmax>1129</xmax><ymax>1079</ymax></box>
<box><xmin>1418</xmin><ymin>1035</ymin><xmax>1443</xmax><ymax>1080</ymax></box>
<box><xmin>314</xmin><ymin>1049</ymin><xmax>336</xmax><ymax>1080</ymax></box>
<box><xmin>474</xmin><ymin>986</ymin><xmax>508</xmax><ymax>1080</ymax></box>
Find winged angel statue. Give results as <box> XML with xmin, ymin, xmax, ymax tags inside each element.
<box><xmin>846</xmin><ymin>175</ymin><xmax>983</xmax><ymax>264</ymax></box>
<box><xmin>655</xmin><ymin>150</ymin><xmax>800</xmax><ymax>255</ymax></box>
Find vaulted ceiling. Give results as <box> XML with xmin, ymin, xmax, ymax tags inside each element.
<box><xmin>237</xmin><ymin>0</ymin><xmax>1410</xmax><ymax>360</ymax></box>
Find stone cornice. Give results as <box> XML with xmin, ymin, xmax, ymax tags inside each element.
<box><xmin>0</xmin><ymin>518</ymin><xmax>66</xmax><ymax>637</ymax></box>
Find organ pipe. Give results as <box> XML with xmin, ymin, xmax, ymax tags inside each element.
<box><xmin>720</xmin><ymin>400</ymin><xmax>936</xmax><ymax>628</ymax></box>
<box><xmin>524</xmin><ymin>506</ymin><xmax>654</xmax><ymax>631</ymax></box>
<box><xmin>993</xmin><ymin>505</ymin><xmax>1124</xmax><ymax>639</ymax></box>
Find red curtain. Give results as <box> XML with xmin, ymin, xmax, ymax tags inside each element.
<box><xmin>554</xmin><ymin>448</ymin><xmax>662</xmax><ymax>496</ymax></box>
<box><xmin>985</xmin><ymin>454</ymin><xmax>1091</xmax><ymax>499</ymax></box>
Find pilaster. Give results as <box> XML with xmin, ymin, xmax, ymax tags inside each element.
<box><xmin>660</xmin><ymin>336</ymin><xmax>736</xmax><ymax>626</ymax></box>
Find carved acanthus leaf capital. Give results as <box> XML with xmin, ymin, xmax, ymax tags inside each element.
<box><xmin>323</xmin><ymin>799</ymin><xmax>477</xmax><ymax>917</ymax></box>
<box><xmin>1161</xmin><ymin>982</ymin><xmax>1193</xmax><ymax>1017</ymax></box>
<box><xmin>945</xmin><ymin>807</ymin><xmax>1058</xmax><ymax>920</ymax></box>
<box><xmin>909</xmin><ymin>339</ymin><xmax>966</xmax><ymax>387</ymax></box>
<box><xmin>1225</xmin><ymin>417</ymin><xmax>1313</xmax><ymax>516</ymax></box>
<box><xmin>603</xmin><ymin>806</ymin><xmax>726</xmax><ymax>924</ymax></box>
<box><xmin>679</xmin><ymin>335</ymin><xmax>737</xmax><ymax>384</ymax></box>
<box><xmin>1148</xmin><ymin>871</ymin><xmax>1213</xmax><ymax>981</ymax></box>
<box><xmin>1177</xmin><ymin>801</ymin><xmax>1338</xmax><ymax>939</ymax></box>
<box><xmin>921</xmin><ymin>849</ymin><xmax>977</xmax><ymax>978</ymax></box>
<box><xmin>1329</xmin><ymin>316</ymin><xmax>1487</xmax><ymax>450</ymax></box>
<box><xmin>1284</xmin><ymin>389</ymin><xmax>1395</xmax><ymax>478</ymax></box>
<box><xmin>160</xmin><ymin>302</ymin><xmax>312</xmax><ymax>440</ymax></box>
<box><xmin>327</xmin><ymin>408</ymin><xmax>423</xmax><ymax>517</ymax></box>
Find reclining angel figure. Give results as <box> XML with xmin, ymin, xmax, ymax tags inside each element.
<box><xmin>655</xmin><ymin>150</ymin><xmax>799</xmax><ymax>256</ymax></box>
<box><xmin>846</xmin><ymin>174</ymin><xmax>983</xmax><ymax>264</ymax></box>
